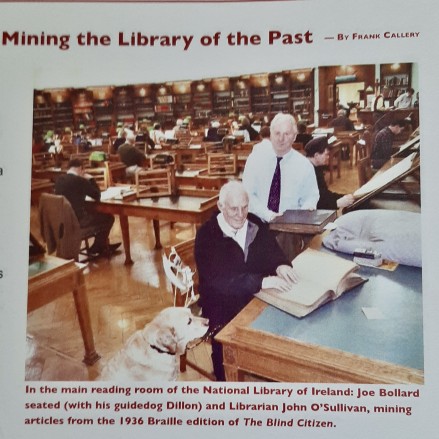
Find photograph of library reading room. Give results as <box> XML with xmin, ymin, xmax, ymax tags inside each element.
<box><xmin>28</xmin><ymin>62</ymin><xmax>422</xmax><ymax>384</ymax></box>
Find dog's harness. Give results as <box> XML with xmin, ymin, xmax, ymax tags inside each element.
<box><xmin>150</xmin><ymin>344</ymin><xmax>175</xmax><ymax>356</ymax></box>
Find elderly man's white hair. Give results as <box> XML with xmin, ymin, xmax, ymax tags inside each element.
<box><xmin>218</xmin><ymin>180</ymin><xmax>248</xmax><ymax>205</ymax></box>
<box><xmin>270</xmin><ymin>113</ymin><xmax>297</xmax><ymax>131</ymax></box>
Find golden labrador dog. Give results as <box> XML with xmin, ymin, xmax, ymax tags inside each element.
<box><xmin>98</xmin><ymin>307</ymin><xmax>209</xmax><ymax>381</ymax></box>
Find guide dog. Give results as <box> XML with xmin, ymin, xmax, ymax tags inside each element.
<box><xmin>98</xmin><ymin>307</ymin><xmax>209</xmax><ymax>381</ymax></box>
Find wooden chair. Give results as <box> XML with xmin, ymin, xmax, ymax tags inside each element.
<box><xmin>135</xmin><ymin>168</ymin><xmax>173</xmax><ymax>198</ymax></box>
<box><xmin>163</xmin><ymin>239</ymin><xmax>214</xmax><ymax>380</ymax></box>
<box><xmin>87</xmin><ymin>166</ymin><xmax>109</xmax><ymax>191</ymax></box>
<box><xmin>70</xmin><ymin>152</ymin><xmax>92</xmax><ymax>166</ymax></box>
<box><xmin>207</xmin><ymin>153</ymin><xmax>237</xmax><ymax>176</ymax></box>
<box><xmin>39</xmin><ymin>193</ymin><xmax>108</xmax><ymax>262</ymax></box>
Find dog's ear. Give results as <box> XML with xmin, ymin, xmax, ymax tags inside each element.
<box><xmin>156</xmin><ymin>326</ymin><xmax>179</xmax><ymax>354</ymax></box>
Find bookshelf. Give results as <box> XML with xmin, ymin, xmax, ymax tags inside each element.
<box><xmin>33</xmin><ymin>91</ymin><xmax>54</xmax><ymax>133</ymax></box>
<box><xmin>212</xmin><ymin>78</ymin><xmax>231</xmax><ymax>116</ymax></box>
<box><xmin>192</xmin><ymin>80</ymin><xmax>212</xmax><ymax>120</ymax></box>
<box><xmin>269</xmin><ymin>72</ymin><xmax>290</xmax><ymax>114</ymax></box>
<box><xmin>380</xmin><ymin>63</ymin><xmax>412</xmax><ymax>106</ymax></box>
<box><xmin>89</xmin><ymin>86</ymin><xmax>114</xmax><ymax>128</ymax></box>
<box><xmin>113</xmin><ymin>86</ymin><xmax>134</xmax><ymax>124</ymax></box>
<box><xmin>49</xmin><ymin>89</ymin><xmax>73</xmax><ymax>130</ymax></box>
<box><xmin>72</xmin><ymin>89</ymin><xmax>95</xmax><ymax>129</ymax></box>
<box><xmin>133</xmin><ymin>84</ymin><xmax>155</xmax><ymax>121</ymax></box>
<box><xmin>231</xmin><ymin>77</ymin><xmax>250</xmax><ymax>115</ymax></box>
<box><xmin>33</xmin><ymin>67</ymin><xmax>317</xmax><ymax>133</ymax></box>
<box><xmin>172</xmin><ymin>81</ymin><xmax>192</xmax><ymax>117</ymax></box>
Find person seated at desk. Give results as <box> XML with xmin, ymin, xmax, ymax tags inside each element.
<box><xmin>295</xmin><ymin>122</ymin><xmax>313</xmax><ymax>147</ymax></box>
<box><xmin>243</xmin><ymin>112</ymin><xmax>319</xmax><ymax>222</ymax></box>
<box><xmin>150</xmin><ymin>123</ymin><xmax>166</xmax><ymax>146</ymax></box>
<box><xmin>112</xmin><ymin>129</ymin><xmax>126</xmax><ymax>153</ymax></box>
<box><xmin>239</xmin><ymin>116</ymin><xmax>260</xmax><ymax>141</ymax></box>
<box><xmin>204</xmin><ymin>120</ymin><xmax>223</xmax><ymax>142</ymax></box>
<box><xmin>329</xmin><ymin>109</ymin><xmax>354</xmax><ymax>132</ymax></box>
<box><xmin>305</xmin><ymin>137</ymin><xmax>355</xmax><ymax>210</ymax></box>
<box><xmin>117</xmin><ymin>132</ymin><xmax>147</xmax><ymax>177</ymax></box>
<box><xmin>54</xmin><ymin>159</ymin><xmax>120</xmax><ymax>256</ymax></box>
<box><xmin>135</xmin><ymin>128</ymin><xmax>155</xmax><ymax>152</ymax></box>
<box><xmin>371</xmin><ymin>119</ymin><xmax>406</xmax><ymax>170</ymax></box>
<box><xmin>195</xmin><ymin>181</ymin><xmax>297</xmax><ymax>381</ymax></box>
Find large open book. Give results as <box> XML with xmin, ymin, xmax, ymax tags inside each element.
<box><xmin>255</xmin><ymin>248</ymin><xmax>367</xmax><ymax>318</ymax></box>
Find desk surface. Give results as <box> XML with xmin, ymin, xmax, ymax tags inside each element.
<box><xmin>97</xmin><ymin>193</ymin><xmax>217</xmax><ymax>213</ymax></box>
<box><xmin>252</xmin><ymin>262</ymin><xmax>423</xmax><ymax>371</ymax></box>
<box><xmin>216</xmin><ymin>252</ymin><xmax>423</xmax><ymax>383</ymax></box>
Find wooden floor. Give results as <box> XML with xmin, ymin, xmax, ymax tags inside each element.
<box><xmin>26</xmin><ymin>157</ymin><xmax>360</xmax><ymax>382</ymax></box>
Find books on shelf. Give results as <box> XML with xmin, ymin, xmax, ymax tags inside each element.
<box><xmin>255</xmin><ymin>248</ymin><xmax>367</xmax><ymax>318</ymax></box>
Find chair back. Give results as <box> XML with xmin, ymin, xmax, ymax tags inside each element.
<box><xmin>87</xmin><ymin>166</ymin><xmax>109</xmax><ymax>191</ymax></box>
<box><xmin>70</xmin><ymin>152</ymin><xmax>92</xmax><ymax>167</ymax></box>
<box><xmin>38</xmin><ymin>193</ymin><xmax>81</xmax><ymax>260</ymax></box>
<box><xmin>207</xmin><ymin>153</ymin><xmax>237</xmax><ymax>175</ymax></box>
<box><xmin>135</xmin><ymin>168</ymin><xmax>173</xmax><ymax>198</ymax></box>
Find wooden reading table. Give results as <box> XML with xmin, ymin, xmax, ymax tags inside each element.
<box><xmin>92</xmin><ymin>188</ymin><xmax>219</xmax><ymax>264</ymax></box>
<box><xmin>28</xmin><ymin>256</ymin><xmax>100</xmax><ymax>365</ymax></box>
<box><xmin>216</xmin><ymin>251</ymin><xmax>423</xmax><ymax>384</ymax></box>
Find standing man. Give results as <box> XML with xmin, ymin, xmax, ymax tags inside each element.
<box><xmin>54</xmin><ymin>159</ymin><xmax>120</xmax><ymax>255</ymax></box>
<box><xmin>371</xmin><ymin>119</ymin><xmax>406</xmax><ymax>169</ymax></box>
<box><xmin>195</xmin><ymin>181</ymin><xmax>297</xmax><ymax>381</ymax></box>
<box><xmin>243</xmin><ymin>113</ymin><xmax>319</xmax><ymax>222</ymax></box>
<box><xmin>305</xmin><ymin>137</ymin><xmax>355</xmax><ymax>209</ymax></box>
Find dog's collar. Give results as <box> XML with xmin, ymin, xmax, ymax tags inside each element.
<box><xmin>150</xmin><ymin>344</ymin><xmax>175</xmax><ymax>356</ymax></box>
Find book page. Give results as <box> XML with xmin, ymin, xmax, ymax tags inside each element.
<box><xmin>290</xmin><ymin>248</ymin><xmax>359</xmax><ymax>296</ymax></box>
<box><xmin>258</xmin><ymin>249</ymin><xmax>360</xmax><ymax>308</ymax></box>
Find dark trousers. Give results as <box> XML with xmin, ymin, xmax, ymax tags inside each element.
<box><xmin>79</xmin><ymin>212</ymin><xmax>114</xmax><ymax>250</ymax></box>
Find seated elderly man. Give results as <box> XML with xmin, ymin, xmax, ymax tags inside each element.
<box><xmin>195</xmin><ymin>180</ymin><xmax>297</xmax><ymax>381</ymax></box>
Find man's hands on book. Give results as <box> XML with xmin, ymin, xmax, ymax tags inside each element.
<box><xmin>276</xmin><ymin>264</ymin><xmax>299</xmax><ymax>283</ymax></box>
<box><xmin>262</xmin><ymin>265</ymin><xmax>298</xmax><ymax>293</ymax></box>
<box><xmin>261</xmin><ymin>276</ymin><xmax>292</xmax><ymax>293</ymax></box>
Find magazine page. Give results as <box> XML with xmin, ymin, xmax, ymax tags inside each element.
<box><xmin>0</xmin><ymin>1</ymin><xmax>438</xmax><ymax>438</ymax></box>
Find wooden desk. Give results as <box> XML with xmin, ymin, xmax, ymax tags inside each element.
<box><xmin>216</xmin><ymin>257</ymin><xmax>423</xmax><ymax>384</ymax></box>
<box><xmin>28</xmin><ymin>256</ymin><xmax>100</xmax><ymax>365</ymax></box>
<box><xmin>335</xmin><ymin>130</ymin><xmax>360</xmax><ymax>167</ymax></box>
<box><xmin>92</xmin><ymin>189</ymin><xmax>219</xmax><ymax>264</ymax></box>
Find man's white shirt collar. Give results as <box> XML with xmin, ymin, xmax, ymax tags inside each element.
<box><xmin>217</xmin><ymin>213</ymin><xmax>248</xmax><ymax>251</ymax></box>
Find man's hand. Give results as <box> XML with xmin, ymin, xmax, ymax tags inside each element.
<box><xmin>336</xmin><ymin>194</ymin><xmax>355</xmax><ymax>209</ymax></box>
<box><xmin>269</xmin><ymin>211</ymin><xmax>284</xmax><ymax>221</ymax></box>
<box><xmin>261</xmin><ymin>276</ymin><xmax>292</xmax><ymax>293</ymax></box>
<box><xmin>276</xmin><ymin>264</ymin><xmax>299</xmax><ymax>284</ymax></box>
